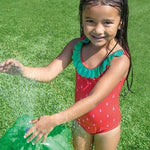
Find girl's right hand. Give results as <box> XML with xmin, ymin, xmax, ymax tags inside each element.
<box><xmin>0</xmin><ymin>59</ymin><xmax>24</xmax><ymax>75</ymax></box>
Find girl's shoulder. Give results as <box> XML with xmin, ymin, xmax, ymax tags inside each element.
<box><xmin>110</xmin><ymin>44</ymin><xmax>130</xmax><ymax>65</ymax></box>
<box><xmin>62</xmin><ymin>38</ymin><xmax>81</xmax><ymax>55</ymax></box>
<box><xmin>109</xmin><ymin>50</ymin><xmax>130</xmax><ymax>78</ymax></box>
<box><xmin>68</xmin><ymin>38</ymin><xmax>81</xmax><ymax>49</ymax></box>
<box><xmin>109</xmin><ymin>42</ymin><xmax>130</xmax><ymax>67</ymax></box>
<box><xmin>111</xmin><ymin>51</ymin><xmax>130</xmax><ymax>66</ymax></box>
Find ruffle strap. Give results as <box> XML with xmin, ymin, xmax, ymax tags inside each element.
<box><xmin>72</xmin><ymin>37</ymin><xmax>124</xmax><ymax>78</ymax></box>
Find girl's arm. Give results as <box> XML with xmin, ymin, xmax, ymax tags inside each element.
<box><xmin>25</xmin><ymin>54</ymin><xmax>130</xmax><ymax>144</ymax></box>
<box><xmin>0</xmin><ymin>38</ymin><xmax>80</xmax><ymax>82</ymax></box>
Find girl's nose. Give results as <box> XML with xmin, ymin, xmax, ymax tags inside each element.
<box><xmin>94</xmin><ymin>24</ymin><xmax>104</xmax><ymax>35</ymax></box>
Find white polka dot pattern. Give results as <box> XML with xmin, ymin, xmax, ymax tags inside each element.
<box><xmin>75</xmin><ymin>72</ymin><xmax>125</xmax><ymax>134</ymax></box>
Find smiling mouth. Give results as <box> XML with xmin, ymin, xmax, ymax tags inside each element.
<box><xmin>92</xmin><ymin>35</ymin><xmax>105</xmax><ymax>40</ymax></box>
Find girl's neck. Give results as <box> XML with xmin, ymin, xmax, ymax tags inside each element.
<box><xmin>81</xmin><ymin>39</ymin><xmax>120</xmax><ymax>69</ymax></box>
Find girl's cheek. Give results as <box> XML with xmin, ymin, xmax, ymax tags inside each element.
<box><xmin>84</xmin><ymin>26</ymin><xmax>94</xmax><ymax>34</ymax></box>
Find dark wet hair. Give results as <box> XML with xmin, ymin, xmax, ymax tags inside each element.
<box><xmin>79</xmin><ymin>0</ymin><xmax>133</xmax><ymax>93</ymax></box>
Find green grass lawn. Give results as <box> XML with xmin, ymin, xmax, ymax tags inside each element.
<box><xmin>0</xmin><ymin>0</ymin><xmax>149</xmax><ymax>149</ymax></box>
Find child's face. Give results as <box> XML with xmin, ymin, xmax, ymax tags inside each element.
<box><xmin>82</xmin><ymin>4</ymin><xmax>121</xmax><ymax>47</ymax></box>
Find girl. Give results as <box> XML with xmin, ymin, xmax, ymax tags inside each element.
<box><xmin>0</xmin><ymin>0</ymin><xmax>132</xmax><ymax>149</ymax></box>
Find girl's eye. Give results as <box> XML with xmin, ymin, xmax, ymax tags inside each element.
<box><xmin>86</xmin><ymin>20</ymin><xmax>94</xmax><ymax>24</ymax></box>
<box><xmin>104</xmin><ymin>21</ymin><xmax>113</xmax><ymax>25</ymax></box>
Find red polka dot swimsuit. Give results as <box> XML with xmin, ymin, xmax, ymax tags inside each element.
<box><xmin>72</xmin><ymin>37</ymin><xmax>126</xmax><ymax>134</ymax></box>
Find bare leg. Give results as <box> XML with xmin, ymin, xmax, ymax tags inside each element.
<box><xmin>72</xmin><ymin>120</ymin><xmax>94</xmax><ymax>150</ymax></box>
<box><xmin>94</xmin><ymin>125</ymin><xmax>121</xmax><ymax>150</ymax></box>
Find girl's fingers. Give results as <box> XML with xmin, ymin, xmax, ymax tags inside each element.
<box><xmin>24</xmin><ymin>126</ymin><xmax>35</xmax><ymax>138</ymax></box>
<box><xmin>1</xmin><ymin>59</ymin><xmax>17</xmax><ymax>67</ymax></box>
<box><xmin>24</xmin><ymin>116</ymin><xmax>52</xmax><ymax>144</ymax></box>
<box><xmin>41</xmin><ymin>133</ymin><xmax>48</xmax><ymax>143</ymax></box>
<box><xmin>27</xmin><ymin>130</ymin><xmax>39</xmax><ymax>143</ymax></box>
<box><xmin>25</xmin><ymin>128</ymin><xmax>48</xmax><ymax>144</ymax></box>
<box><xmin>32</xmin><ymin>132</ymin><xmax>43</xmax><ymax>144</ymax></box>
<box><xmin>24</xmin><ymin>118</ymin><xmax>40</xmax><ymax>139</ymax></box>
<box><xmin>0</xmin><ymin>60</ymin><xmax>15</xmax><ymax>72</ymax></box>
<box><xmin>4</xmin><ymin>59</ymin><xmax>14</xmax><ymax>66</ymax></box>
